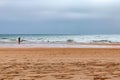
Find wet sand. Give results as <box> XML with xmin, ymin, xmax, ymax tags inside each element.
<box><xmin>0</xmin><ymin>48</ymin><xmax>120</xmax><ymax>80</ymax></box>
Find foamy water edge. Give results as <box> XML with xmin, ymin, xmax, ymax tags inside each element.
<box><xmin>0</xmin><ymin>43</ymin><xmax>120</xmax><ymax>48</ymax></box>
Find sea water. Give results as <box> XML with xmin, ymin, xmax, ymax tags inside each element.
<box><xmin>0</xmin><ymin>34</ymin><xmax>120</xmax><ymax>48</ymax></box>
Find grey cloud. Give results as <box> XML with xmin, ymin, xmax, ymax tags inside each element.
<box><xmin>0</xmin><ymin>0</ymin><xmax>120</xmax><ymax>34</ymax></box>
<box><xmin>0</xmin><ymin>0</ymin><xmax>120</xmax><ymax>21</ymax></box>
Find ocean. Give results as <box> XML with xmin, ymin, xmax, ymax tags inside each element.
<box><xmin>0</xmin><ymin>34</ymin><xmax>120</xmax><ymax>48</ymax></box>
<box><xmin>0</xmin><ymin>34</ymin><xmax>120</xmax><ymax>44</ymax></box>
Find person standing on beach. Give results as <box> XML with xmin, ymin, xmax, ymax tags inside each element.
<box><xmin>18</xmin><ymin>37</ymin><xmax>21</xmax><ymax>44</ymax></box>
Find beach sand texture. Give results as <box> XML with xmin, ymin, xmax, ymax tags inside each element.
<box><xmin>0</xmin><ymin>48</ymin><xmax>120</xmax><ymax>80</ymax></box>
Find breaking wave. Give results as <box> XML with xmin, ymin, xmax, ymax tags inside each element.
<box><xmin>0</xmin><ymin>34</ymin><xmax>120</xmax><ymax>44</ymax></box>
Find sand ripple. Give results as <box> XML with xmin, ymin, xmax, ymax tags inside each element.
<box><xmin>0</xmin><ymin>60</ymin><xmax>120</xmax><ymax>80</ymax></box>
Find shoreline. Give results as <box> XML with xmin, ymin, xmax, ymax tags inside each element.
<box><xmin>0</xmin><ymin>43</ymin><xmax>120</xmax><ymax>48</ymax></box>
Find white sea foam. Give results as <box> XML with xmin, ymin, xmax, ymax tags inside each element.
<box><xmin>0</xmin><ymin>43</ymin><xmax>120</xmax><ymax>48</ymax></box>
<box><xmin>0</xmin><ymin>34</ymin><xmax>120</xmax><ymax>45</ymax></box>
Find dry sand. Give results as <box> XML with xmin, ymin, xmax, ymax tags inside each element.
<box><xmin>0</xmin><ymin>48</ymin><xmax>120</xmax><ymax>80</ymax></box>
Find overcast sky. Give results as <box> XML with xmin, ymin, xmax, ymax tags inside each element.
<box><xmin>0</xmin><ymin>0</ymin><xmax>120</xmax><ymax>34</ymax></box>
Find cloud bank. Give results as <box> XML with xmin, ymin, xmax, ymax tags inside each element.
<box><xmin>0</xmin><ymin>0</ymin><xmax>120</xmax><ymax>34</ymax></box>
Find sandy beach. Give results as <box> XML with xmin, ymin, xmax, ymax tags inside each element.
<box><xmin>0</xmin><ymin>47</ymin><xmax>120</xmax><ymax>80</ymax></box>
